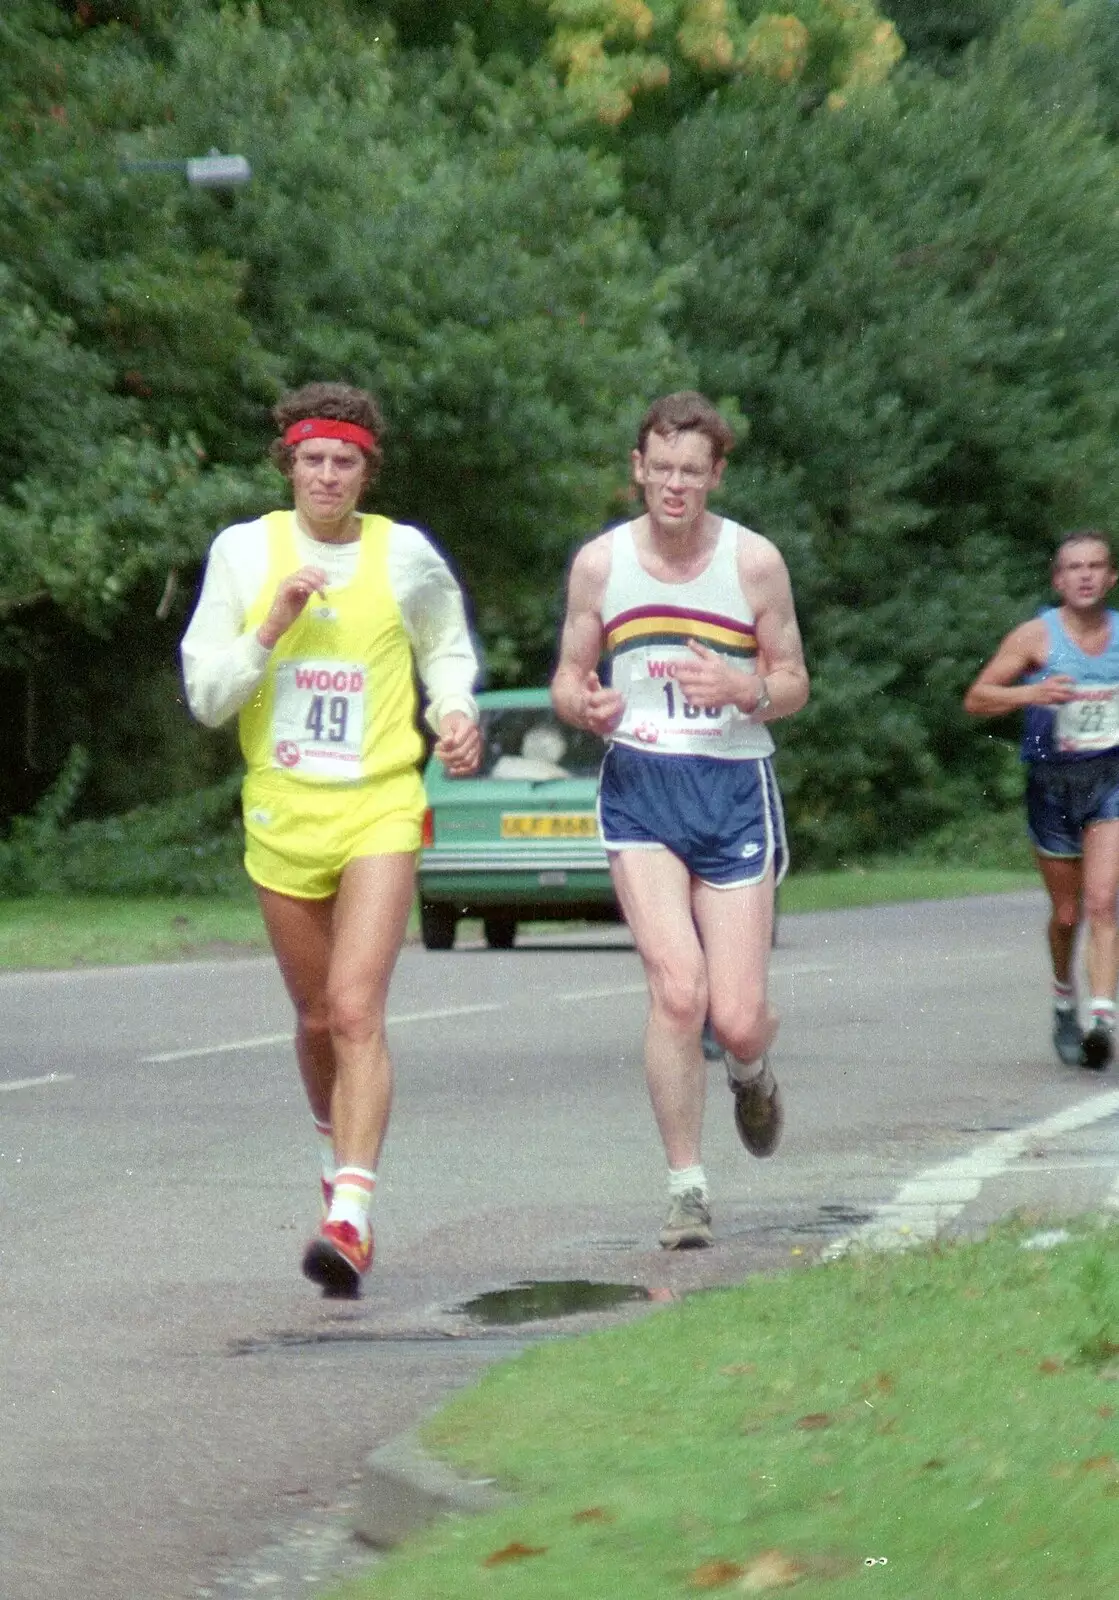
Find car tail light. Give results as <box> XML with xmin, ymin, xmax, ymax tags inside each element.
<box><xmin>421</xmin><ymin>806</ymin><xmax>435</xmax><ymax>848</ymax></box>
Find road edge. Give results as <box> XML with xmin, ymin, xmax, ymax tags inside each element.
<box><xmin>353</xmin><ymin>1426</ymin><xmax>516</xmax><ymax>1548</ymax></box>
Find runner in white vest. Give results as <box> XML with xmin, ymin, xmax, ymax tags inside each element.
<box><xmin>965</xmin><ymin>531</ymin><xmax>1119</xmax><ymax>1071</ymax></box>
<box><xmin>551</xmin><ymin>392</ymin><xmax>810</xmax><ymax>1249</ymax></box>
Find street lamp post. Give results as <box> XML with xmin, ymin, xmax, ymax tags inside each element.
<box><xmin>119</xmin><ymin>150</ymin><xmax>251</xmax><ymax>188</ymax></box>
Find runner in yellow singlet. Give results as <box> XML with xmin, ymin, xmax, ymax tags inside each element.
<box><xmin>182</xmin><ymin>382</ymin><xmax>481</xmax><ymax>1295</ymax></box>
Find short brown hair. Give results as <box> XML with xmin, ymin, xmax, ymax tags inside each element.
<box><xmin>635</xmin><ymin>391</ymin><xmax>735</xmax><ymax>464</ymax></box>
<box><xmin>1052</xmin><ymin>529</ymin><xmax>1115</xmax><ymax>574</ymax></box>
<box><xmin>269</xmin><ymin>381</ymin><xmax>385</xmax><ymax>485</ymax></box>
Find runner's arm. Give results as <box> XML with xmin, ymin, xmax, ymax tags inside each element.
<box><xmin>180</xmin><ymin>540</ymin><xmax>273</xmax><ymax>728</ymax></box>
<box><xmin>963</xmin><ymin>621</ymin><xmax>1075</xmax><ymax>716</ymax></box>
<box><xmin>741</xmin><ymin>538</ymin><xmax>810</xmax><ymax>720</ymax></box>
<box><xmin>550</xmin><ymin>539</ymin><xmax>624</xmax><ymax>735</ymax></box>
<box><xmin>393</xmin><ymin>525</ymin><xmax>480</xmax><ymax>733</ymax></box>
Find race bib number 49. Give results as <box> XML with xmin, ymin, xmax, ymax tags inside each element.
<box><xmin>271</xmin><ymin>659</ymin><xmax>365</xmax><ymax>778</ymax></box>
<box><xmin>1054</xmin><ymin>684</ymin><xmax>1119</xmax><ymax>753</ymax></box>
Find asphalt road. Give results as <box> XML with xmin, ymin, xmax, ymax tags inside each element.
<box><xmin>2</xmin><ymin>891</ymin><xmax>1119</xmax><ymax>1599</ymax></box>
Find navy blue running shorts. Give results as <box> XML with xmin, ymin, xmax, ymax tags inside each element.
<box><xmin>597</xmin><ymin>743</ymin><xmax>787</xmax><ymax>888</ymax></box>
<box><xmin>1026</xmin><ymin>754</ymin><xmax>1119</xmax><ymax>858</ymax></box>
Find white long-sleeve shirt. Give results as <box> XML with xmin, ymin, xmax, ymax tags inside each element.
<box><xmin>181</xmin><ymin>515</ymin><xmax>479</xmax><ymax>732</ymax></box>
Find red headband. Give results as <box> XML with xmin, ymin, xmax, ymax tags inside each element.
<box><xmin>283</xmin><ymin>418</ymin><xmax>377</xmax><ymax>451</ymax></box>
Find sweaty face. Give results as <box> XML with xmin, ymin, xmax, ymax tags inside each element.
<box><xmin>1053</xmin><ymin>540</ymin><xmax>1117</xmax><ymax>609</ymax></box>
<box><xmin>632</xmin><ymin>429</ymin><xmax>722</xmax><ymax>528</ymax></box>
<box><xmin>290</xmin><ymin>439</ymin><xmax>368</xmax><ymax>528</ymax></box>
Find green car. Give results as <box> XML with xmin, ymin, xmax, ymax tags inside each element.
<box><xmin>418</xmin><ymin>687</ymin><xmax>618</xmax><ymax>950</ymax></box>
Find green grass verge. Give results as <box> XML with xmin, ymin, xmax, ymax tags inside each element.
<box><xmin>326</xmin><ymin>1219</ymin><xmax>1119</xmax><ymax>1600</ymax></box>
<box><xmin>0</xmin><ymin>865</ymin><xmax>1039</xmax><ymax>969</ymax></box>
<box><xmin>778</xmin><ymin>865</ymin><xmax>1037</xmax><ymax>914</ymax></box>
<box><xmin>0</xmin><ymin>893</ymin><xmax>270</xmax><ymax>968</ymax></box>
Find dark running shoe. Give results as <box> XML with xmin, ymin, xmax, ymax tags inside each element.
<box><xmin>1080</xmin><ymin>1021</ymin><xmax>1114</xmax><ymax>1072</ymax></box>
<box><xmin>1052</xmin><ymin>1008</ymin><xmax>1083</xmax><ymax>1067</ymax></box>
<box><xmin>302</xmin><ymin>1219</ymin><xmax>373</xmax><ymax>1297</ymax></box>
<box><xmin>729</xmin><ymin>1056</ymin><xmax>783</xmax><ymax>1158</ymax></box>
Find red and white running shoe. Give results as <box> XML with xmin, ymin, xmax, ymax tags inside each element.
<box><xmin>301</xmin><ymin>1219</ymin><xmax>373</xmax><ymax>1297</ymax></box>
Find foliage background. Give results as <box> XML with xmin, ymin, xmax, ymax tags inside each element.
<box><xmin>4</xmin><ymin>0</ymin><xmax>1119</xmax><ymax>879</ymax></box>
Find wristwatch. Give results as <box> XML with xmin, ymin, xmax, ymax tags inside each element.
<box><xmin>752</xmin><ymin>679</ymin><xmax>772</xmax><ymax>717</ymax></box>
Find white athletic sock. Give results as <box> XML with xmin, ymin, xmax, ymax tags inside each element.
<box><xmin>727</xmin><ymin>1053</ymin><xmax>769</xmax><ymax>1088</ymax></box>
<box><xmin>1089</xmin><ymin>998</ymin><xmax>1115</xmax><ymax>1031</ymax></box>
<box><xmin>314</xmin><ymin>1117</ymin><xmax>335</xmax><ymax>1188</ymax></box>
<box><xmin>328</xmin><ymin>1166</ymin><xmax>376</xmax><ymax>1240</ymax></box>
<box><xmin>668</xmin><ymin>1164</ymin><xmax>708</xmax><ymax>1198</ymax></box>
<box><xmin>1053</xmin><ymin>980</ymin><xmax>1076</xmax><ymax>1012</ymax></box>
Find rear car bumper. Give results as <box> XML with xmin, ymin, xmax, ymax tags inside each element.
<box><xmin>418</xmin><ymin>848</ymin><xmax>616</xmax><ymax>920</ymax></box>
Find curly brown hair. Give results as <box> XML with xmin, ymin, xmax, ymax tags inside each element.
<box><xmin>635</xmin><ymin>391</ymin><xmax>735</xmax><ymax>464</ymax></box>
<box><xmin>269</xmin><ymin>382</ymin><xmax>385</xmax><ymax>486</ymax></box>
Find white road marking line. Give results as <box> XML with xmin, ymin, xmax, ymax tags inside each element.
<box><xmin>555</xmin><ymin>963</ymin><xmax>841</xmax><ymax>1004</ymax></box>
<box><xmin>553</xmin><ymin>983</ymin><xmax>649</xmax><ymax>1001</ymax></box>
<box><xmin>140</xmin><ymin>1003</ymin><xmax>505</xmax><ymax>1064</ymax></box>
<box><xmin>0</xmin><ymin>1072</ymin><xmax>75</xmax><ymax>1092</ymax></box>
<box><xmin>143</xmin><ymin>1033</ymin><xmax>291</xmax><ymax>1064</ymax></box>
<box><xmin>389</xmin><ymin>1004</ymin><xmax>505</xmax><ymax>1025</ymax></box>
<box><xmin>824</xmin><ymin>1089</ymin><xmax>1119</xmax><ymax>1258</ymax></box>
<box><xmin>772</xmin><ymin>962</ymin><xmax>843</xmax><ymax>978</ymax></box>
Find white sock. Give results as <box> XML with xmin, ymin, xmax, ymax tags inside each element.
<box><xmin>727</xmin><ymin>1053</ymin><xmax>770</xmax><ymax>1088</ymax></box>
<box><xmin>328</xmin><ymin>1166</ymin><xmax>376</xmax><ymax>1240</ymax></box>
<box><xmin>314</xmin><ymin>1118</ymin><xmax>335</xmax><ymax>1189</ymax></box>
<box><xmin>668</xmin><ymin>1164</ymin><xmax>707</xmax><ymax>1198</ymax></box>
<box><xmin>1089</xmin><ymin>998</ymin><xmax>1115</xmax><ymax>1030</ymax></box>
<box><xmin>1053</xmin><ymin>980</ymin><xmax>1076</xmax><ymax>1012</ymax></box>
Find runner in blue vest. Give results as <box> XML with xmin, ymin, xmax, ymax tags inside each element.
<box><xmin>551</xmin><ymin>392</ymin><xmax>810</xmax><ymax>1248</ymax></box>
<box><xmin>965</xmin><ymin>531</ymin><xmax>1119</xmax><ymax>1071</ymax></box>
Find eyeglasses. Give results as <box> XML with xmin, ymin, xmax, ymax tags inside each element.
<box><xmin>642</xmin><ymin>464</ymin><xmax>711</xmax><ymax>488</ymax></box>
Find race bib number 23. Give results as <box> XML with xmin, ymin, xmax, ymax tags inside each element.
<box><xmin>1054</xmin><ymin>684</ymin><xmax>1119</xmax><ymax>754</ymax></box>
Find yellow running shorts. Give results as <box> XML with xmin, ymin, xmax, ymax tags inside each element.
<box><xmin>242</xmin><ymin>767</ymin><xmax>426</xmax><ymax>900</ymax></box>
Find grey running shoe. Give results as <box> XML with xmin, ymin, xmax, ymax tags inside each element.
<box><xmin>1052</xmin><ymin>1008</ymin><xmax>1083</xmax><ymax>1067</ymax></box>
<box><xmin>729</xmin><ymin>1057</ymin><xmax>783</xmax><ymax>1158</ymax></box>
<box><xmin>1080</xmin><ymin>1021</ymin><xmax>1113</xmax><ymax>1071</ymax></box>
<box><xmin>700</xmin><ymin>1018</ymin><xmax>724</xmax><ymax>1062</ymax></box>
<box><xmin>658</xmin><ymin>1188</ymin><xmax>713</xmax><ymax>1250</ymax></box>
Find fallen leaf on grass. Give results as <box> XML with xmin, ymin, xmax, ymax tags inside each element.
<box><xmin>1081</xmin><ymin>1455</ymin><xmax>1118</xmax><ymax>1472</ymax></box>
<box><xmin>1038</xmin><ymin>1358</ymin><xmax>1064</xmax><ymax>1374</ymax></box>
<box><xmin>572</xmin><ymin>1507</ymin><xmax>613</xmax><ymax>1524</ymax></box>
<box><xmin>688</xmin><ymin>1560</ymin><xmax>745</xmax><ymax>1588</ymax></box>
<box><xmin>1099</xmin><ymin>1406</ymin><xmax>1116</xmax><ymax>1418</ymax></box>
<box><xmin>740</xmin><ymin>1549</ymin><xmax>806</xmax><ymax>1590</ymax></box>
<box><xmin>483</xmin><ymin>1542</ymin><xmax>547</xmax><ymax>1566</ymax></box>
<box><xmin>795</xmin><ymin>1413</ymin><xmax>833</xmax><ymax>1430</ymax></box>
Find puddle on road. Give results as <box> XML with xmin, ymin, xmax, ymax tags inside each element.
<box><xmin>787</xmin><ymin>1203</ymin><xmax>875</xmax><ymax>1235</ymax></box>
<box><xmin>455</xmin><ymin>1279</ymin><xmax>652</xmax><ymax>1326</ymax></box>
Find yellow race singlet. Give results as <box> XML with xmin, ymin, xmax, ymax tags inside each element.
<box><xmin>239</xmin><ymin>512</ymin><xmax>422</xmax><ymax>787</ymax></box>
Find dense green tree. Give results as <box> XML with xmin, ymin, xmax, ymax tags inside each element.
<box><xmin>0</xmin><ymin>0</ymin><xmax>675</xmax><ymax>815</ymax></box>
<box><xmin>6</xmin><ymin>0</ymin><xmax>1119</xmax><ymax>873</ymax></box>
<box><xmin>656</xmin><ymin>45</ymin><xmax>1119</xmax><ymax>858</ymax></box>
<box><xmin>882</xmin><ymin>0</ymin><xmax>1011</xmax><ymax>69</ymax></box>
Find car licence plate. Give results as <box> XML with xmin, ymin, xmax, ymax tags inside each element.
<box><xmin>500</xmin><ymin>813</ymin><xmax>598</xmax><ymax>838</ymax></box>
